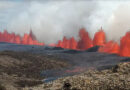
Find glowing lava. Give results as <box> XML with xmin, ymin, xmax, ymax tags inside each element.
<box><xmin>62</xmin><ymin>37</ymin><xmax>70</xmax><ymax>49</ymax></box>
<box><xmin>93</xmin><ymin>29</ymin><xmax>106</xmax><ymax>46</ymax></box>
<box><xmin>0</xmin><ymin>30</ymin><xmax>44</xmax><ymax>46</ymax></box>
<box><xmin>69</xmin><ymin>37</ymin><xmax>77</xmax><ymax>50</ymax></box>
<box><xmin>0</xmin><ymin>28</ymin><xmax>130</xmax><ymax>57</ymax></box>
<box><xmin>120</xmin><ymin>32</ymin><xmax>130</xmax><ymax>57</ymax></box>
<box><xmin>55</xmin><ymin>28</ymin><xmax>130</xmax><ymax>57</ymax></box>
<box><xmin>98</xmin><ymin>41</ymin><xmax>119</xmax><ymax>54</ymax></box>
<box><xmin>77</xmin><ymin>28</ymin><xmax>93</xmax><ymax>50</ymax></box>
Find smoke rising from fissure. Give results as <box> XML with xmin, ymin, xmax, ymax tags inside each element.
<box><xmin>1</xmin><ymin>1</ymin><xmax>130</xmax><ymax>44</ymax></box>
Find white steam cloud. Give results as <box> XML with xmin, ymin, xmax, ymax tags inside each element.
<box><xmin>3</xmin><ymin>1</ymin><xmax>130</xmax><ymax>44</ymax></box>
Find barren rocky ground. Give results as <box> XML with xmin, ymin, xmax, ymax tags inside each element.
<box><xmin>0</xmin><ymin>43</ymin><xmax>130</xmax><ymax>90</ymax></box>
<box><xmin>24</xmin><ymin>62</ymin><xmax>130</xmax><ymax>90</ymax></box>
<box><xmin>0</xmin><ymin>51</ymin><xmax>129</xmax><ymax>90</ymax></box>
<box><xmin>0</xmin><ymin>51</ymin><xmax>69</xmax><ymax>90</ymax></box>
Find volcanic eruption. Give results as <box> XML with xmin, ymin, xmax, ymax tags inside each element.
<box><xmin>0</xmin><ymin>27</ymin><xmax>130</xmax><ymax>57</ymax></box>
<box><xmin>55</xmin><ymin>28</ymin><xmax>130</xmax><ymax>57</ymax></box>
<box><xmin>0</xmin><ymin>30</ymin><xmax>44</xmax><ymax>46</ymax></box>
<box><xmin>120</xmin><ymin>32</ymin><xmax>130</xmax><ymax>57</ymax></box>
<box><xmin>2</xmin><ymin>28</ymin><xmax>129</xmax><ymax>70</ymax></box>
<box><xmin>93</xmin><ymin>28</ymin><xmax>106</xmax><ymax>46</ymax></box>
<box><xmin>77</xmin><ymin>28</ymin><xmax>93</xmax><ymax>50</ymax></box>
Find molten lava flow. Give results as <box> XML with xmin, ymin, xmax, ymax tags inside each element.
<box><xmin>57</xmin><ymin>40</ymin><xmax>63</xmax><ymax>48</ymax></box>
<box><xmin>56</xmin><ymin>28</ymin><xmax>93</xmax><ymax>50</ymax></box>
<box><xmin>93</xmin><ymin>29</ymin><xmax>106</xmax><ymax>46</ymax></box>
<box><xmin>69</xmin><ymin>37</ymin><xmax>77</xmax><ymax>50</ymax></box>
<box><xmin>3</xmin><ymin>30</ymin><xmax>10</xmax><ymax>42</ymax></box>
<box><xmin>56</xmin><ymin>37</ymin><xmax>78</xmax><ymax>50</ymax></box>
<box><xmin>2</xmin><ymin>28</ymin><xmax>130</xmax><ymax>57</ymax></box>
<box><xmin>77</xmin><ymin>28</ymin><xmax>93</xmax><ymax>50</ymax></box>
<box><xmin>55</xmin><ymin>28</ymin><xmax>130</xmax><ymax>57</ymax></box>
<box><xmin>22</xmin><ymin>34</ymin><xmax>29</xmax><ymax>45</ymax></box>
<box><xmin>0</xmin><ymin>30</ymin><xmax>44</xmax><ymax>46</ymax></box>
<box><xmin>15</xmin><ymin>35</ymin><xmax>21</xmax><ymax>44</ymax></box>
<box><xmin>120</xmin><ymin>32</ymin><xmax>130</xmax><ymax>57</ymax></box>
<box><xmin>48</xmin><ymin>43</ymin><xmax>57</xmax><ymax>47</ymax></box>
<box><xmin>62</xmin><ymin>37</ymin><xmax>70</xmax><ymax>49</ymax></box>
<box><xmin>98</xmin><ymin>41</ymin><xmax>119</xmax><ymax>54</ymax></box>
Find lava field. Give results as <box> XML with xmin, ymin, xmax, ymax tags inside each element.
<box><xmin>0</xmin><ymin>42</ymin><xmax>130</xmax><ymax>89</ymax></box>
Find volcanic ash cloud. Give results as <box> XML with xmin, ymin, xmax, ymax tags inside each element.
<box><xmin>7</xmin><ymin>1</ymin><xmax>130</xmax><ymax>44</ymax></box>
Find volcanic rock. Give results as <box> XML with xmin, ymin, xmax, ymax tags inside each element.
<box><xmin>26</xmin><ymin>62</ymin><xmax>130</xmax><ymax>90</ymax></box>
<box><xmin>85</xmin><ymin>45</ymin><xmax>100</xmax><ymax>52</ymax></box>
<box><xmin>0</xmin><ymin>51</ymin><xmax>70</xmax><ymax>90</ymax></box>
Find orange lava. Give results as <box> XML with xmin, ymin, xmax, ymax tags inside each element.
<box><xmin>120</xmin><ymin>32</ymin><xmax>130</xmax><ymax>57</ymax></box>
<box><xmin>1</xmin><ymin>28</ymin><xmax>130</xmax><ymax>57</ymax></box>
<box><xmin>93</xmin><ymin>29</ymin><xmax>106</xmax><ymax>46</ymax></box>
<box><xmin>77</xmin><ymin>28</ymin><xmax>93</xmax><ymax>50</ymax></box>
<box><xmin>69</xmin><ymin>37</ymin><xmax>77</xmax><ymax>50</ymax></box>
<box><xmin>0</xmin><ymin>30</ymin><xmax>44</xmax><ymax>46</ymax></box>
<box><xmin>55</xmin><ymin>28</ymin><xmax>130</xmax><ymax>57</ymax></box>
<box><xmin>98</xmin><ymin>41</ymin><xmax>119</xmax><ymax>54</ymax></box>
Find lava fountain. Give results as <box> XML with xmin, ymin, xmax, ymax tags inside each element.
<box><xmin>120</xmin><ymin>32</ymin><xmax>130</xmax><ymax>57</ymax></box>
<box><xmin>0</xmin><ymin>28</ymin><xmax>130</xmax><ymax>57</ymax></box>
<box><xmin>0</xmin><ymin>30</ymin><xmax>44</xmax><ymax>46</ymax></box>
<box><xmin>55</xmin><ymin>28</ymin><xmax>130</xmax><ymax>57</ymax></box>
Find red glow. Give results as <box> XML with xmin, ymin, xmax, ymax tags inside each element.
<box><xmin>57</xmin><ymin>40</ymin><xmax>63</xmax><ymax>48</ymax></box>
<box><xmin>1</xmin><ymin>28</ymin><xmax>130</xmax><ymax>57</ymax></box>
<box><xmin>98</xmin><ymin>41</ymin><xmax>119</xmax><ymax>54</ymax></box>
<box><xmin>93</xmin><ymin>29</ymin><xmax>106</xmax><ymax>46</ymax></box>
<box><xmin>55</xmin><ymin>28</ymin><xmax>130</xmax><ymax>57</ymax></box>
<box><xmin>48</xmin><ymin>43</ymin><xmax>57</xmax><ymax>47</ymax></box>
<box><xmin>62</xmin><ymin>37</ymin><xmax>70</xmax><ymax>49</ymax></box>
<box><xmin>69</xmin><ymin>37</ymin><xmax>77</xmax><ymax>50</ymax></box>
<box><xmin>0</xmin><ymin>30</ymin><xmax>44</xmax><ymax>46</ymax></box>
<box><xmin>56</xmin><ymin>36</ymin><xmax>77</xmax><ymax>50</ymax></box>
<box><xmin>120</xmin><ymin>32</ymin><xmax>130</xmax><ymax>57</ymax></box>
<box><xmin>77</xmin><ymin>28</ymin><xmax>93</xmax><ymax>50</ymax></box>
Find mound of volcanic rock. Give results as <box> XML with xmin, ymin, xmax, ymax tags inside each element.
<box><xmin>0</xmin><ymin>51</ymin><xmax>70</xmax><ymax>90</ymax></box>
<box><xmin>28</xmin><ymin>62</ymin><xmax>130</xmax><ymax>90</ymax></box>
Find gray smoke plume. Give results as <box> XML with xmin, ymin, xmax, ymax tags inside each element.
<box><xmin>4</xmin><ymin>0</ymin><xmax>130</xmax><ymax>44</ymax></box>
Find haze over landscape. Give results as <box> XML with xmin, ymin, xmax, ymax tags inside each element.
<box><xmin>0</xmin><ymin>0</ymin><xmax>130</xmax><ymax>44</ymax></box>
<box><xmin>0</xmin><ymin>1</ymin><xmax>130</xmax><ymax>90</ymax></box>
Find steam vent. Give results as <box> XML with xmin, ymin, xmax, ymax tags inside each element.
<box><xmin>0</xmin><ymin>0</ymin><xmax>130</xmax><ymax>90</ymax></box>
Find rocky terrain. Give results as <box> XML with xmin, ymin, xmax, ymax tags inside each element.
<box><xmin>0</xmin><ymin>43</ymin><xmax>130</xmax><ymax>90</ymax></box>
<box><xmin>0</xmin><ymin>51</ymin><xmax>69</xmax><ymax>90</ymax></box>
<box><xmin>24</xmin><ymin>62</ymin><xmax>130</xmax><ymax>90</ymax></box>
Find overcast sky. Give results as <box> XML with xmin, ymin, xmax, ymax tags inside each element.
<box><xmin>0</xmin><ymin>0</ymin><xmax>130</xmax><ymax>44</ymax></box>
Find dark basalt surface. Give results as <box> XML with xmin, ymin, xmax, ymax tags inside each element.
<box><xmin>0</xmin><ymin>42</ymin><xmax>130</xmax><ymax>89</ymax></box>
<box><xmin>85</xmin><ymin>45</ymin><xmax>100</xmax><ymax>52</ymax></box>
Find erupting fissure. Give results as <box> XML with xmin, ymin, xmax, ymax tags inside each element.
<box><xmin>93</xmin><ymin>28</ymin><xmax>106</xmax><ymax>46</ymax></box>
<box><xmin>77</xmin><ymin>28</ymin><xmax>93</xmax><ymax>50</ymax></box>
<box><xmin>120</xmin><ymin>32</ymin><xmax>130</xmax><ymax>57</ymax></box>
<box><xmin>0</xmin><ymin>28</ymin><xmax>130</xmax><ymax>57</ymax></box>
<box><xmin>55</xmin><ymin>28</ymin><xmax>130</xmax><ymax>57</ymax></box>
<box><xmin>0</xmin><ymin>30</ymin><xmax>44</xmax><ymax>46</ymax></box>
